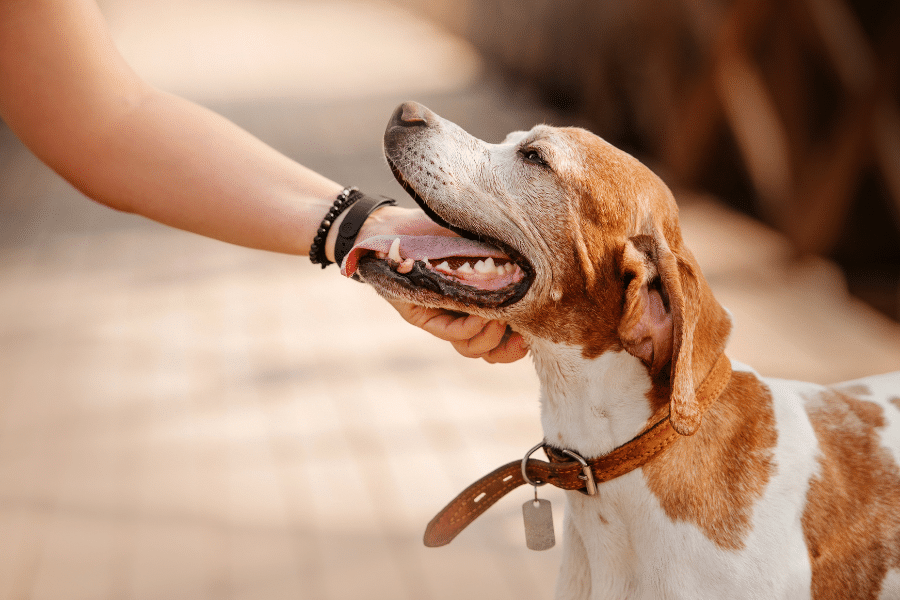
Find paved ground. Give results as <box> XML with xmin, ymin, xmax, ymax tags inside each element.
<box><xmin>2</xmin><ymin>1</ymin><xmax>899</xmax><ymax>599</ymax></box>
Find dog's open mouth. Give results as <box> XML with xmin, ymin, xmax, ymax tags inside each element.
<box><xmin>340</xmin><ymin>158</ymin><xmax>534</xmax><ymax>308</ymax></box>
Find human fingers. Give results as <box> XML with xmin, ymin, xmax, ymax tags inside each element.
<box><xmin>480</xmin><ymin>330</ymin><xmax>529</xmax><ymax>364</ymax></box>
<box><xmin>389</xmin><ymin>300</ymin><xmax>489</xmax><ymax>342</ymax></box>
<box><xmin>450</xmin><ymin>319</ymin><xmax>510</xmax><ymax>359</ymax></box>
<box><xmin>388</xmin><ymin>300</ymin><xmax>528</xmax><ymax>362</ymax></box>
<box><xmin>358</xmin><ymin>205</ymin><xmax>456</xmax><ymax>240</ymax></box>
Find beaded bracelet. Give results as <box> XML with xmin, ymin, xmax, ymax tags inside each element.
<box><xmin>309</xmin><ymin>187</ymin><xmax>359</xmax><ymax>268</ymax></box>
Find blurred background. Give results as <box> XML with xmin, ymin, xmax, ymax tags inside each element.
<box><xmin>0</xmin><ymin>0</ymin><xmax>898</xmax><ymax>599</ymax></box>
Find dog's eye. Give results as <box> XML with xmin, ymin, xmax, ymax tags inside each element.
<box><xmin>520</xmin><ymin>148</ymin><xmax>548</xmax><ymax>167</ymax></box>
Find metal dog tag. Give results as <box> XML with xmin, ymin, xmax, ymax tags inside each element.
<box><xmin>522</xmin><ymin>497</ymin><xmax>555</xmax><ymax>551</ymax></box>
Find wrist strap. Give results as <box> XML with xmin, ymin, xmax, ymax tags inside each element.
<box><xmin>309</xmin><ymin>187</ymin><xmax>359</xmax><ymax>269</ymax></box>
<box><xmin>333</xmin><ymin>193</ymin><xmax>397</xmax><ymax>268</ymax></box>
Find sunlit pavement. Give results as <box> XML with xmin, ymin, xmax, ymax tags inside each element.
<box><xmin>1</xmin><ymin>1</ymin><xmax>899</xmax><ymax>599</ymax></box>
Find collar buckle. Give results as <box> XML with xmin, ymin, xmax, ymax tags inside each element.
<box><xmin>560</xmin><ymin>448</ymin><xmax>598</xmax><ymax>496</ymax></box>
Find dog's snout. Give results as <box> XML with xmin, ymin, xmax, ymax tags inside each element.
<box><xmin>389</xmin><ymin>101</ymin><xmax>432</xmax><ymax>129</ymax></box>
<box><xmin>385</xmin><ymin>102</ymin><xmax>437</xmax><ymax>155</ymax></box>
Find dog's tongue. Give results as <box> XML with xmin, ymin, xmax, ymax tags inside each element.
<box><xmin>341</xmin><ymin>235</ymin><xmax>508</xmax><ymax>278</ymax></box>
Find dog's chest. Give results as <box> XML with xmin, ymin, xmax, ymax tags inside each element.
<box><xmin>562</xmin><ymin>477</ymin><xmax>738</xmax><ymax>599</ymax></box>
<box><xmin>535</xmin><ymin>354</ymin><xmax>812</xmax><ymax>599</ymax></box>
<box><xmin>559</xmin><ymin>469</ymin><xmax>811</xmax><ymax>600</ymax></box>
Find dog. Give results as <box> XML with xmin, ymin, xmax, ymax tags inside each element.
<box><xmin>341</xmin><ymin>102</ymin><xmax>900</xmax><ymax>600</ymax></box>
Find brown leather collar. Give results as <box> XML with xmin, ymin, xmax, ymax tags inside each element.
<box><xmin>423</xmin><ymin>353</ymin><xmax>733</xmax><ymax>547</ymax></box>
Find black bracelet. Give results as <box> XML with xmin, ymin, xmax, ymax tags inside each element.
<box><xmin>333</xmin><ymin>193</ymin><xmax>397</xmax><ymax>269</ymax></box>
<box><xmin>309</xmin><ymin>187</ymin><xmax>359</xmax><ymax>268</ymax></box>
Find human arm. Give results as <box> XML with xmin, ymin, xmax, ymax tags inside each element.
<box><xmin>0</xmin><ymin>0</ymin><xmax>527</xmax><ymax>361</ymax></box>
<box><xmin>0</xmin><ymin>0</ymin><xmax>342</xmax><ymax>255</ymax></box>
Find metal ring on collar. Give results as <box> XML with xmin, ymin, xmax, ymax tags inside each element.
<box><xmin>521</xmin><ymin>441</ymin><xmax>548</xmax><ymax>487</ymax></box>
<box><xmin>561</xmin><ymin>448</ymin><xmax>598</xmax><ymax>496</ymax></box>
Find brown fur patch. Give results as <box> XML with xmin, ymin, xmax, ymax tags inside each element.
<box><xmin>802</xmin><ymin>390</ymin><xmax>900</xmax><ymax>599</ymax></box>
<box><xmin>514</xmin><ymin>147</ymin><xmax>637</xmax><ymax>355</ymax></box>
<box><xmin>891</xmin><ymin>397</ymin><xmax>900</xmax><ymax>411</ymax></box>
<box><xmin>642</xmin><ymin>371</ymin><xmax>777</xmax><ymax>550</ymax></box>
<box><xmin>833</xmin><ymin>383</ymin><xmax>873</xmax><ymax>397</ymax></box>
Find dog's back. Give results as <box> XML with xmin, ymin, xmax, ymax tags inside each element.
<box><xmin>800</xmin><ymin>371</ymin><xmax>900</xmax><ymax>599</ymax></box>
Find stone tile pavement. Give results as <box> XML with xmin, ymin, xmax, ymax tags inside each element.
<box><xmin>1</xmin><ymin>1</ymin><xmax>899</xmax><ymax>599</ymax></box>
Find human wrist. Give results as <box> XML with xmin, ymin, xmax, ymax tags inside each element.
<box><xmin>308</xmin><ymin>186</ymin><xmax>358</xmax><ymax>268</ymax></box>
<box><xmin>324</xmin><ymin>209</ymin><xmax>350</xmax><ymax>263</ymax></box>
<box><xmin>310</xmin><ymin>188</ymin><xmax>396</xmax><ymax>268</ymax></box>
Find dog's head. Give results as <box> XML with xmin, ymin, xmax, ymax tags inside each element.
<box><xmin>345</xmin><ymin>102</ymin><xmax>731</xmax><ymax>435</ymax></box>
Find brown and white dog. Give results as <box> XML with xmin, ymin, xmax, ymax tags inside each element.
<box><xmin>342</xmin><ymin>102</ymin><xmax>900</xmax><ymax>600</ymax></box>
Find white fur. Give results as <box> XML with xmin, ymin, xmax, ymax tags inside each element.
<box><xmin>542</xmin><ymin>357</ymin><xmax>900</xmax><ymax>599</ymax></box>
<box><xmin>531</xmin><ymin>341</ymin><xmax>831</xmax><ymax>599</ymax></box>
<box><xmin>530</xmin><ymin>341</ymin><xmax>654</xmax><ymax>457</ymax></box>
<box><xmin>879</xmin><ymin>569</ymin><xmax>900</xmax><ymax>599</ymax></box>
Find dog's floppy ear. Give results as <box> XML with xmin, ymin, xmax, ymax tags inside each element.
<box><xmin>618</xmin><ymin>228</ymin><xmax>730</xmax><ymax>435</ymax></box>
<box><xmin>618</xmin><ymin>235</ymin><xmax>673</xmax><ymax>376</ymax></box>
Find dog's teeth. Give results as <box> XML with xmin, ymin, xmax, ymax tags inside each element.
<box><xmin>436</xmin><ymin>260</ymin><xmax>451</xmax><ymax>272</ymax></box>
<box><xmin>474</xmin><ymin>257</ymin><xmax>495</xmax><ymax>274</ymax></box>
<box><xmin>397</xmin><ymin>258</ymin><xmax>415</xmax><ymax>274</ymax></box>
<box><xmin>496</xmin><ymin>263</ymin><xmax>506</xmax><ymax>275</ymax></box>
<box><xmin>388</xmin><ymin>237</ymin><xmax>402</xmax><ymax>263</ymax></box>
<box><xmin>423</xmin><ymin>257</ymin><xmax>431</xmax><ymax>268</ymax></box>
<box><xmin>458</xmin><ymin>262</ymin><xmax>473</xmax><ymax>274</ymax></box>
<box><xmin>376</xmin><ymin>251</ymin><xmax>388</xmax><ymax>260</ymax></box>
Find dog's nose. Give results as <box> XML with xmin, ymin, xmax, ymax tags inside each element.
<box><xmin>389</xmin><ymin>101</ymin><xmax>432</xmax><ymax>129</ymax></box>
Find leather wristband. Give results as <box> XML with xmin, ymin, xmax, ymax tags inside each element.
<box><xmin>333</xmin><ymin>192</ymin><xmax>397</xmax><ymax>268</ymax></box>
<box><xmin>309</xmin><ymin>187</ymin><xmax>359</xmax><ymax>268</ymax></box>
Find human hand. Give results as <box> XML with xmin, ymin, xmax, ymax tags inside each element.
<box><xmin>355</xmin><ymin>203</ymin><xmax>455</xmax><ymax>240</ymax></box>
<box><xmin>388</xmin><ymin>299</ymin><xmax>529</xmax><ymax>364</ymax></box>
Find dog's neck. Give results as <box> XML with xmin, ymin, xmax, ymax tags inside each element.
<box><xmin>528</xmin><ymin>338</ymin><xmax>658</xmax><ymax>458</ymax></box>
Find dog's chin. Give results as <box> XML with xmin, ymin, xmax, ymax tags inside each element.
<box><xmin>357</xmin><ymin>255</ymin><xmax>532</xmax><ymax>310</ymax></box>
